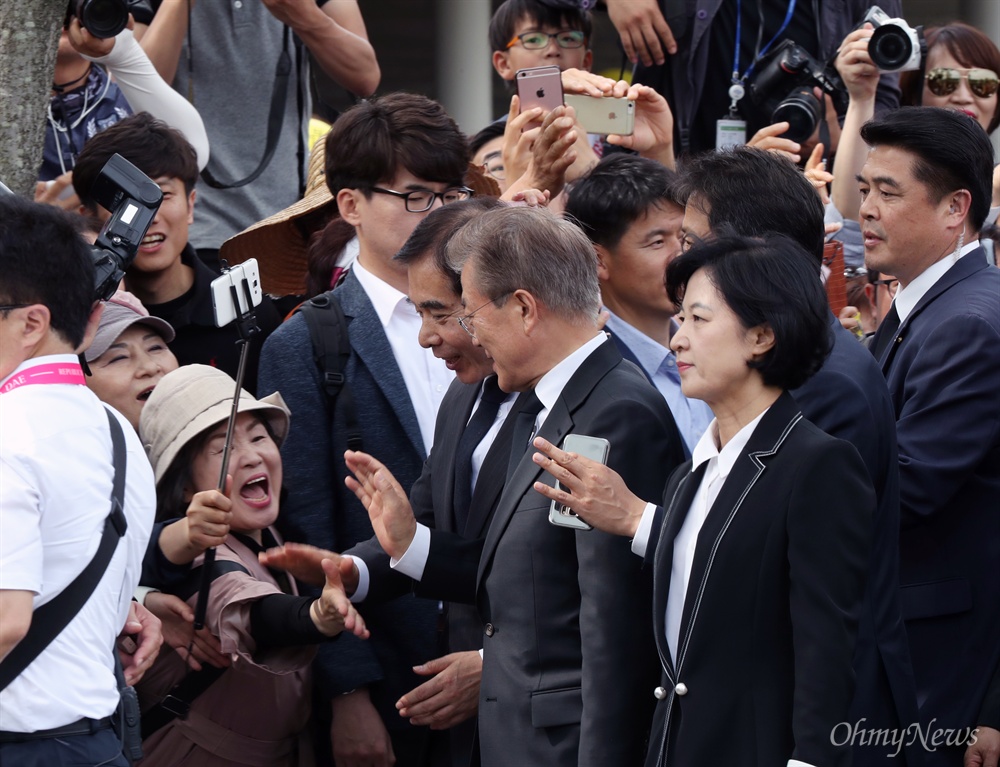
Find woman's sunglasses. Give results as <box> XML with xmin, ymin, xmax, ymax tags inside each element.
<box><xmin>925</xmin><ymin>67</ymin><xmax>1000</xmax><ymax>99</ymax></box>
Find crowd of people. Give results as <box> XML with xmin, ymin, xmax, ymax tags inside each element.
<box><xmin>2</xmin><ymin>1</ymin><xmax>999</xmax><ymax>767</ymax></box>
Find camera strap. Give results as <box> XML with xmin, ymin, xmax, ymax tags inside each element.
<box><xmin>199</xmin><ymin>25</ymin><xmax>295</xmax><ymax>190</ymax></box>
<box><xmin>0</xmin><ymin>408</ymin><xmax>128</xmax><ymax>692</ymax></box>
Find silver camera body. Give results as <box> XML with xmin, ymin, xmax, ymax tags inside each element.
<box><xmin>863</xmin><ymin>6</ymin><xmax>925</xmax><ymax>72</ymax></box>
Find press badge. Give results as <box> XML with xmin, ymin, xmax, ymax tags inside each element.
<box><xmin>716</xmin><ymin>118</ymin><xmax>747</xmax><ymax>149</ymax></box>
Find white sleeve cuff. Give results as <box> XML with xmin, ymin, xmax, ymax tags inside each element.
<box><xmin>389</xmin><ymin>524</ymin><xmax>431</xmax><ymax>582</ymax></box>
<box><xmin>630</xmin><ymin>502</ymin><xmax>658</xmax><ymax>557</ymax></box>
<box><xmin>788</xmin><ymin>760</ymin><xmax>818</xmax><ymax>767</ymax></box>
<box><xmin>134</xmin><ymin>585</ymin><xmax>159</xmax><ymax>606</ymax></box>
<box><xmin>345</xmin><ymin>555</ymin><xmax>369</xmax><ymax>603</ymax></box>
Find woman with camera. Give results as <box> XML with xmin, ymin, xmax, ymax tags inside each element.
<box><xmin>529</xmin><ymin>234</ymin><xmax>876</xmax><ymax>767</ymax></box>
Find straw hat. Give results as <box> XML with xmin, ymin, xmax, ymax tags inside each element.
<box><xmin>85</xmin><ymin>290</ymin><xmax>175</xmax><ymax>362</ymax></box>
<box><xmin>140</xmin><ymin>364</ymin><xmax>290</xmax><ymax>485</ymax></box>
<box><xmin>220</xmin><ymin>140</ymin><xmax>336</xmax><ymax>297</ymax></box>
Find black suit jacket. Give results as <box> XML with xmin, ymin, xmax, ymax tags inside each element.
<box><xmin>420</xmin><ymin>339</ymin><xmax>685</xmax><ymax>767</ymax></box>
<box><xmin>348</xmin><ymin>376</ymin><xmax>517</xmax><ymax>767</ymax></box>
<box><xmin>644</xmin><ymin>392</ymin><xmax>874</xmax><ymax>767</ymax></box>
<box><xmin>793</xmin><ymin>316</ymin><xmax>921</xmax><ymax>765</ymax></box>
<box><xmin>875</xmin><ymin>251</ymin><xmax>1000</xmax><ymax>761</ymax></box>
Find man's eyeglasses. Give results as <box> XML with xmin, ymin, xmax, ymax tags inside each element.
<box><xmin>457</xmin><ymin>293</ymin><xmax>512</xmax><ymax>338</ymax></box>
<box><xmin>925</xmin><ymin>67</ymin><xmax>1000</xmax><ymax>99</ymax></box>
<box><xmin>0</xmin><ymin>304</ymin><xmax>29</xmax><ymax>313</ymax></box>
<box><xmin>370</xmin><ymin>186</ymin><xmax>474</xmax><ymax>213</ymax></box>
<box><xmin>871</xmin><ymin>277</ymin><xmax>899</xmax><ymax>297</ymax></box>
<box><xmin>505</xmin><ymin>29</ymin><xmax>587</xmax><ymax>51</ymax></box>
<box><xmin>480</xmin><ymin>151</ymin><xmax>505</xmax><ymax>183</ymax></box>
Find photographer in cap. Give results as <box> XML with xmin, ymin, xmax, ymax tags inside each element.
<box><xmin>0</xmin><ymin>196</ymin><xmax>158</xmax><ymax>766</ymax></box>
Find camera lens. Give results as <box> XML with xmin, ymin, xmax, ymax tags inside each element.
<box><xmin>73</xmin><ymin>0</ymin><xmax>129</xmax><ymax>39</ymax></box>
<box><xmin>772</xmin><ymin>87</ymin><xmax>822</xmax><ymax>144</ymax></box>
<box><xmin>869</xmin><ymin>25</ymin><xmax>913</xmax><ymax>71</ymax></box>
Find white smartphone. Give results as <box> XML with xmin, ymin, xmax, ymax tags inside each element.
<box><xmin>516</xmin><ymin>65</ymin><xmax>564</xmax><ymax>130</ymax></box>
<box><xmin>211</xmin><ymin>259</ymin><xmax>263</xmax><ymax>327</ymax></box>
<box><xmin>548</xmin><ymin>434</ymin><xmax>611</xmax><ymax>531</ymax></box>
<box><xmin>563</xmin><ymin>94</ymin><xmax>635</xmax><ymax>136</ymax></box>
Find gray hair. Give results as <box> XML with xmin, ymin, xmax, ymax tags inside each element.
<box><xmin>446</xmin><ymin>206</ymin><xmax>601</xmax><ymax>320</ymax></box>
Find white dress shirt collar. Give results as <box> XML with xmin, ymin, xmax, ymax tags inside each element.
<box><xmin>351</xmin><ymin>258</ymin><xmax>408</xmax><ymax>326</ymax></box>
<box><xmin>894</xmin><ymin>240</ymin><xmax>980</xmax><ymax>323</ymax></box>
<box><xmin>533</xmin><ymin>333</ymin><xmax>607</xmax><ymax>419</ymax></box>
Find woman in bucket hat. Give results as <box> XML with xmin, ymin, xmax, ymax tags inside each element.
<box><xmin>136</xmin><ymin>364</ymin><xmax>366</xmax><ymax>767</ymax></box>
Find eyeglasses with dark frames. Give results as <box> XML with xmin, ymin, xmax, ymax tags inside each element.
<box><xmin>0</xmin><ymin>304</ymin><xmax>30</xmax><ymax>313</ymax></box>
<box><xmin>370</xmin><ymin>186</ymin><xmax>474</xmax><ymax>213</ymax></box>
<box><xmin>871</xmin><ymin>277</ymin><xmax>900</xmax><ymax>297</ymax></box>
<box><xmin>505</xmin><ymin>29</ymin><xmax>587</xmax><ymax>51</ymax></box>
<box><xmin>457</xmin><ymin>293</ymin><xmax>512</xmax><ymax>338</ymax></box>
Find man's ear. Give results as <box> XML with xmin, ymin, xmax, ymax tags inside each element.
<box><xmin>594</xmin><ymin>244</ymin><xmax>611</xmax><ymax>281</ymax></box>
<box><xmin>15</xmin><ymin>304</ymin><xmax>52</xmax><ymax>352</ymax></box>
<box><xmin>493</xmin><ymin>50</ymin><xmax>515</xmax><ymax>81</ymax></box>
<box><xmin>512</xmin><ymin>288</ymin><xmax>539</xmax><ymax>334</ymax></box>
<box><xmin>944</xmin><ymin>189</ymin><xmax>972</xmax><ymax>226</ymax></box>
<box><xmin>337</xmin><ymin>188</ymin><xmax>363</xmax><ymax>227</ymax></box>
<box><xmin>186</xmin><ymin>189</ymin><xmax>197</xmax><ymax>224</ymax></box>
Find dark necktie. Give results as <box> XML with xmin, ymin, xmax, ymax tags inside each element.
<box><xmin>452</xmin><ymin>377</ymin><xmax>507</xmax><ymax>530</ymax></box>
<box><xmin>506</xmin><ymin>390</ymin><xmax>544</xmax><ymax>481</ymax></box>
<box><xmin>871</xmin><ymin>302</ymin><xmax>901</xmax><ymax>361</ymax></box>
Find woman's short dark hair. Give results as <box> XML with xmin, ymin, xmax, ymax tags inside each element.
<box><xmin>900</xmin><ymin>23</ymin><xmax>1000</xmax><ymax>134</ymax></box>
<box><xmin>666</xmin><ymin>233</ymin><xmax>833</xmax><ymax>391</ymax></box>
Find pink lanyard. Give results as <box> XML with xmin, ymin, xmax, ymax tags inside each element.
<box><xmin>0</xmin><ymin>362</ymin><xmax>86</xmax><ymax>394</ymax></box>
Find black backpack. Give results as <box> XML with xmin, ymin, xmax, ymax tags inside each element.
<box><xmin>296</xmin><ymin>293</ymin><xmax>363</xmax><ymax>452</ymax></box>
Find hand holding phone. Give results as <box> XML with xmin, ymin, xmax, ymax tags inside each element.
<box><xmin>548</xmin><ymin>434</ymin><xmax>611</xmax><ymax>530</ymax></box>
<box><xmin>563</xmin><ymin>94</ymin><xmax>635</xmax><ymax>136</ymax></box>
<box><xmin>516</xmin><ymin>66</ymin><xmax>564</xmax><ymax>131</ymax></box>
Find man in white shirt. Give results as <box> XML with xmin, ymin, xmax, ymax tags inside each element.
<box><xmin>257</xmin><ymin>93</ymin><xmax>471</xmax><ymax>767</ymax></box>
<box><xmin>345</xmin><ymin>206</ymin><xmax>686</xmax><ymax>767</ymax></box>
<box><xmin>0</xmin><ymin>196</ymin><xmax>156</xmax><ymax>766</ymax></box>
<box><xmin>859</xmin><ymin>106</ymin><xmax>1000</xmax><ymax>764</ymax></box>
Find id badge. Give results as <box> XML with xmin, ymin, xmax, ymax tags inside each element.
<box><xmin>716</xmin><ymin>118</ymin><xmax>747</xmax><ymax>150</ymax></box>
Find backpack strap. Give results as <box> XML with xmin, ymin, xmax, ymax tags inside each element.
<box><xmin>297</xmin><ymin>294</ymin><xmax>363</xmax><ymax>452</ymax></box>
<box><xmin>0</xmin><ymin>408</ymin><xmax>128</xmax><ymax>691</ymax></box>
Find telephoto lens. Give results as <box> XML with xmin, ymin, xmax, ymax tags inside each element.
<box><xmin>70</xmin><ymin>0</ymin><xmax>129</xmax><ymax>39</ymax></box>
<box><xmin>772</xmin><ymin>87</ymin><xmax>822</xmax><ymax>143</ymax></box>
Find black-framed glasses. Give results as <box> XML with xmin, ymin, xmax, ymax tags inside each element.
<box><xmin>370</xmin><ymin>186</ymin><xmax>474</xmax><ymax>213</ymax></box>
<box><xmin>925</xmin><ymin>67</ymin><xmax>1000</xmax><ymax>98</ymax></box>
<box><xmin>457</xmin><ymin>293</ymin><xmax>512</xmax><ymax>338</ymax></box>
<box><xmin>871</xmin><ymin>277</ymin><xmax>899</xmax><ymax>297</ymax></box>
<box><xmin>505</xmin><ymin>29</ymin><xmax>587</xmax><ymax>50</ymax></box>
<box><xmin>0</xmin><ymin>303</ymin><xmax>29</xmax><ymax>313</ymax></box>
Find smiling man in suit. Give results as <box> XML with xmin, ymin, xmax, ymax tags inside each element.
<box><xmin>858</xmin><ymin>107</ymin><xmax>1000</xmax><ymax>766</ymax></box>
<box><xmin>346</xmin><ymin>206</ymin><xmax>686</xmax><ymax>767</ymax></box>
<box><xmin>257</xmin><ymin>93</ymin><xmax>470</xmax><ymax>767</ymax></box>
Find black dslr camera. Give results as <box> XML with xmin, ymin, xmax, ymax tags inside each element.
<box><xmin>748</xmin><ymin>39</ymin><xmax>848</xmax><ymax>144</ymax></box>
<box><xmin>66</xmin><ymin>0</ymin><xmax>155</xmax><ymax>39</ymax></box>
<box><xmin>90</xmin><ymin>154</ymin><xmax>163</xmax><ymax>302</ymax></box>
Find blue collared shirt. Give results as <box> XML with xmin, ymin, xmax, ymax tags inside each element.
<box><xmin>604</xmin><ymin>312</ymin><xmax>713</xmax><ymax>454</ymax></box>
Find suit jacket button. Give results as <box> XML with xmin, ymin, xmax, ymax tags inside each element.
<box><xmin>653</xmin><ymin>686</ymin><xmax>667</xmax><ymax>700</ymax></box>
<box><xmin>674</xmin><ymin>682</ymin><xmax>688</xmax><ymax>696</ymax></box>
<box><xmin>485</xmin><ymin>623</ymin><xmax>495</xmax><ymax>637</ymax></box>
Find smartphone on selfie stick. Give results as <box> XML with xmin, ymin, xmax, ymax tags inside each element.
<box><xmin>192</xmin><ymin>260</ymin><xmax>264</xmax><ymax>630</ymax></box>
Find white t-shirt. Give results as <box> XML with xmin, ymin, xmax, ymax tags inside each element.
<box><xmin>0</xmin><ymin>354</ymin><xmax>155</xmax><ymax>732</ymax></box>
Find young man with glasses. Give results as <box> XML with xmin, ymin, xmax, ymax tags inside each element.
<box><xmin>488</xmin><ymin>0</ymin><xmax>593</xmax><ymax>84</ymax></box>
<box><xmin>258</xmin><ymin>93</ymin><xmax>470</xmax><ymax>767</ymax></box>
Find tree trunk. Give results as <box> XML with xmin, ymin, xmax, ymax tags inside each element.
<box><xmin>0</xmin><ymin>1</ymin><xmax>66</xmax><ymax>198</ymax></box>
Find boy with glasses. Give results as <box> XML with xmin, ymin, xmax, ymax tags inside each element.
<box><xmin>488</xmin><ymin>0</ymin><xmax>593</xmax><ymax>84</ymax></box>
<box><xmin>258</xmin><ymin>93</ymin><xmax>469</xmax><ymax>767</ymax></box>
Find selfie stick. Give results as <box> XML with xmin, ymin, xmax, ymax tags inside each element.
<box><xmin>192</xmin><ymin>272</ymin><xmax>260</xmax><ymax>631</ymax></box>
